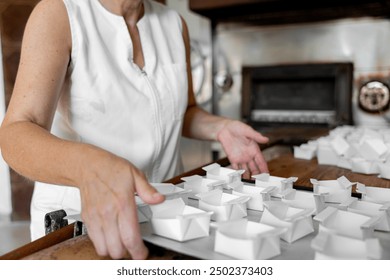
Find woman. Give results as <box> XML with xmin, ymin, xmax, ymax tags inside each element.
<box><xmin>0</xmin><ymin>0</ymin><xmax>269</xmax><ymax>259</ymax></box>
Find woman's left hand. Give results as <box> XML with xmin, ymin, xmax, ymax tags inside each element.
<box><xmin>217</xmin><ymin>120</ymin><xmax>269</xmax><ymax>179</ymax></box>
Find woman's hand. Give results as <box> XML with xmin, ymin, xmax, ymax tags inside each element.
<box><xmin>216</xmin><ymin>120</ymin><xmax>269</xmax><ymax>179</ymax></box>
<box><xmin>78</xmin><ymin>149</ymin><xmax>165</xmax><ymax>260</ymax></box>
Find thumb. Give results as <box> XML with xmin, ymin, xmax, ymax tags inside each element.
<box><xmin>134</xmin><ymin>178</ymin><xmax>165</xmax><ymax>205</ymax></box>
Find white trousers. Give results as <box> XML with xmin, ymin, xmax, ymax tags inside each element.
<box><xmin>30</xmin><ymin>182</ymin><xmax>81</xmax><ymax>240</ymax></box>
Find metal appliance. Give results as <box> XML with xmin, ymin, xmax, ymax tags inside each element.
<box><xmin>212</xmin><ymin>18</ymin><xmax>390</xmax><ymax>129</ymax></box>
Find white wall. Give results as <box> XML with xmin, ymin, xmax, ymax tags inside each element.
<box><xmin>0</xmin><ymin>34</ymin><xmax>12</xmax><ymax>215</ymax></box>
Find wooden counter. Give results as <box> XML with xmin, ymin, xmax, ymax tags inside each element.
<box><xmin>268</xmin><ymin>153</ymin><xmax>390</xmax><ymax>192</ymax></box>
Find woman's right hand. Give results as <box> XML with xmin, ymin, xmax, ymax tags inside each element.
<box><xmin>78</xmin><ymin>147</ymin><xmax>165</xmax><ymax>259</ymax></box>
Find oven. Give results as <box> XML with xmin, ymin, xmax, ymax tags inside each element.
<box><xmin>207</xmin><ymin>17</ymin><xmax>390</xmax><ymax>130</ymax></box>
<box><xmin>241</xmin><ymin>63</ymin><xmax>353</xmax><ymax>129</ymax></box>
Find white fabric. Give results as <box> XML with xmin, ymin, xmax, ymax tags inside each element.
<box><xmin>31</xmin><ymin>0</ymin><xmax>188</xmax><ymax>239</ymax></box>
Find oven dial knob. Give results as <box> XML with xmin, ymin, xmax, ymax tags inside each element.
<box><xmin>359</xmin><ymin>81</ymin><xmax>390</xmax><ymax>113</ymax></box>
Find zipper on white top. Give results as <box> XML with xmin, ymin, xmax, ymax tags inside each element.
<box><xmin>130</xmin><ymin>59</ymin><xmax>146</xmax><ymax>75</ymax></box>
<box><xmin>132</xmin><ymin>62</ymin><xmax>163</xmax><ymax>180</ymax></box>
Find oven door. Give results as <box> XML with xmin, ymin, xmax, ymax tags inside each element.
<box><xmin>241</xmin><ymin>63</ymin><xmax>353</xmax><ymax>129</ymax></box>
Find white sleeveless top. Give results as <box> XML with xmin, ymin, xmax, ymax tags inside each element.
<box><xmin>30</xmin><ymin>0</ymin><xmax>188</xmax><ymax>239</ymax></box>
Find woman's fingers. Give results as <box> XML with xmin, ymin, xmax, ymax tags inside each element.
<box><xmin>254</xmin><ymin>152</ymin><xmax>269</xmax><ymax>173</ymax></box>
<box><xmin>248</xmin><ymin>159</ymin><xmax>259</xmax><ymax>177</ymax></box>
<box><xmin>83</xmin><ymin>219</ymin><xmax>107</xmax><ymax>257</ymax></box>
<box><xmin>238</xmin><ymin>163</ymin><xmax>250</xmax><ymax>179</ymax></box>
<box><xmin>100</xmin><ymin>202</ymin><xmax>126</xmax><ymax>259</ymax></box>
<box><xmin>118</xmin><ymin>194</ymin><xmax>148</xmax><ymax>260</ymax></box>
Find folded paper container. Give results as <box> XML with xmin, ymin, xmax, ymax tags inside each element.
<box><xmin>330</xmin><ymin>135</ymin><xmax>350</xmax><ymax>157</ymax></box>
<box><xmin>213</xmin><ymin>219</ymin><xmax>286</xmax><ymax>260</ymax></box>
<box><xmin>260</xmin><ymin>201</ymin><xmax>315</xmax><ymax>243</ymax></box>
<box><xmin>313</xmin><ymin>207</ymin><xmax>379</xmax><ymax>240</ymax></box>
<box><xmin>310</xmin><ymin>176</ymin><xmax>353</xmax><ymax>204</ymax></box>
<box><xmin>316</xmin><ymin>140</ymin><xmax>340</xmax><ymax>166</ymax></box>
<box><xmin>231</xmin><ymin>181</ymin><xmax>275</xmax><ymax>211</ymax></box>
<box><xmin>336</xmin><ymin>157</ymin><xmax>352</xmax><ymax>170</ymax></box>
<box><xmin>136</xmin><ymin>183</ymin><xmax>191</xmax><ymax>223</ymax></box>
<box><xmin>281</xmin><ymin>189</ymin><xmax>317</xmax><ymax>213</ymax></box>
<box><xmin>311</xmin><ymin>230</ymin><xmax>382</xmax><ymax>260</ymax></box>
<box><xmin>252</xmin><ymin>173</ymin><xmax>297</xmax><ymax>198</ymax></box>
<box><xmin>339</xmin><ymin>197</ymin><xmax>390</xmax><ymax>232</ymax></box>
<box><xmin>181</xmin><ymin>175</ymin><xmax>226</xmax><ymax>196</ymax></box>
<box><xmin>312</xmin><ymin>192</ymin><xmax>345</xmax><ymax>214</ymax></box>
<box><xmin>378</xmin><ymin>162</ymin><xmax>390</xmax><ymax>180</ymax></box>
<box><xmin>202</xmin><ymin>163</ymin><xmax>244</xmax><ymax>185</ymax></box>
<box><xmin>350</xmin><ymin>158</ymin><xmax>380</xmax><ymax>175</ymax></box>
<box><xmin>358</xmin><ymin>138</ymin><xmax>388</xmax><ymax>161</ymax></box>
<box><xmin>356</xmin><ymin>183</ymin><xmax>390</xmax><ymax>204</ymax></box>
<box><xmin>296</xmin><ymin>127</ymin><xmax>390</xmax><ymax>171</ymax></box>
<box><xmin>196</xmin><ymin>189</ymin><xmax>250</xmax><ymax>222</ymax></box>
<box><xmin>149</xmin><ymin>198</ymin><xmax>213</xmax><ymax>242</ymax></box>
<box><xmin>316</xmin><ymin>136</ymin><xmax>355</xmax><ymax>169</ymax></box>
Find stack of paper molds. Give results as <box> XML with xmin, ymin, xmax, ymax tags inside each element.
<box><xmin>350</xmin><ymin>157</ymin><xmax>381</xmax><ymax>175</ymax></box>
<box><xmin>196</xmin><ymin>189</ymin><xmax>249</xmax><ymax>222</ymax></box>
<box><xmin>316</xmin><ymin>138</ymin><xmax>340</xmax><ymax>166</ymax></box>
<box><xmin>293</xmin><ymin>126</ymin><xmax>390</xmax><ymax>178</ymax></box>
<box><xmin>214</xmin><ymin>219</ymin><xmax>285</xmax><ymax>260</ymax></box>
<box><xmin>149</xmin><ymin>198</ymin><xmax>213</xmax><ymax>242</ymax></box>
<box><xmin>293</xmin><ymin>143</ymin><xmax>317</xmax><ymax>160</ymax></box>
<box><xmin>358</xmin><ymin>138</ymin><xmax>388</xmax><ymax>161</ymax></box>
<box><xmin>260</xmin><ymin>201</ymin><xmax>315</xmax><ymax>243</ymax></box>
<box><xmin>378</xmin><ymin>163</ymin><xmax>390</xmax><ymax>180</ymax></box>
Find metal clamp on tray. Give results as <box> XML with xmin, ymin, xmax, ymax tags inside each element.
<box><xmin>44</xmin><ymin>210</ymin><xmax>87</xmax><ymax>237</ymax></box>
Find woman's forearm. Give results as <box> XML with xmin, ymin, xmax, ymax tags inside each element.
<box><xmin>182</xmin><ymin>104</ymin><xmax>270</xmax><ymax>176</ymax></box>
<box><xmin>182</xmin><ymin>104</ymin><xmax>231</xmax><ymax>141</ymax></box>
<box><xmin>0</xmin><ymin>120</ymin><xmax>98</xmax><ymax>188</ymax></box>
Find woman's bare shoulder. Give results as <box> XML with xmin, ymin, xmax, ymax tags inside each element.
<box><xmin>30</xmin><ymin>0</ymin><xmax>69</xmax><ymax>22</ymax></box>
<box><xmin>24</xmin><ymin>0</ymin><xmax>71</xmax><ymax>49</ymax></box>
